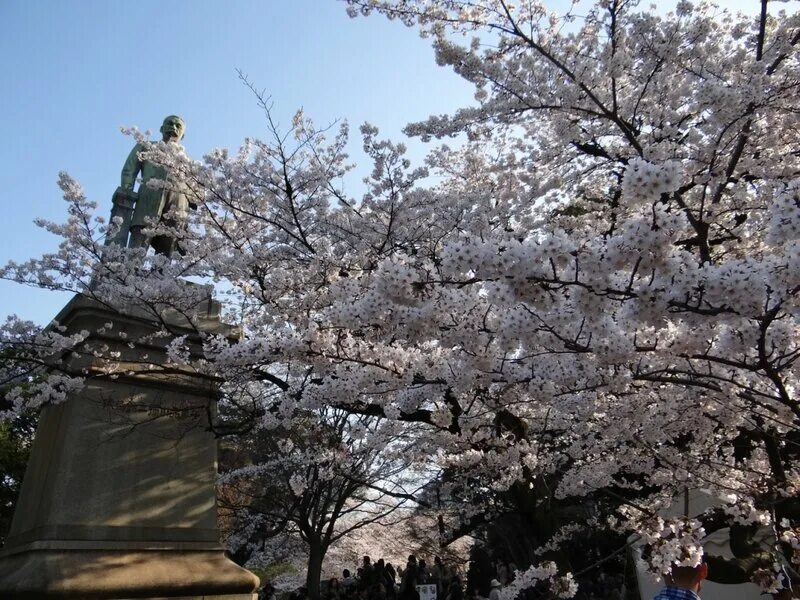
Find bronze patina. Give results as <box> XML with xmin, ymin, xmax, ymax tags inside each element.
<box><xmin>106</xmin><ymin>115</ymin><xmax>191</xmax><ymax>255</ymax></box>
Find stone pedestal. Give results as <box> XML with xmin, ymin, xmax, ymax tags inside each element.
<box><xmin>0</xmin><ymin>295</ymin><xmax>259</xmax><ymax>599</ymax></box>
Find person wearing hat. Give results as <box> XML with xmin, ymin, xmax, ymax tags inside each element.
<box><xmin>488</xmin><ymin>579</ymin><xmax>502</xmax><ymax>600</ymax></box>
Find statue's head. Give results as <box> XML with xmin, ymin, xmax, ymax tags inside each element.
<box><xmin>160</xmin><ymin>115</ymin><xmax>186</xmax><ymax>142</ymax></box>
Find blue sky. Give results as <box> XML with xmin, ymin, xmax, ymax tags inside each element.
<box><xmin>0</xmin><ymin>0</ymin><xmax>477</xmax><ymax>324</ymax></box>
<box><xmin>0</xmin><ymin>0</ymin><xmax>785</xmax><ymax>325</ymax></box>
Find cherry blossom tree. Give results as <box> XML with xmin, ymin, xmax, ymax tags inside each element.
<box><xmin>219</xmin><ymin>408</ymin><xmax>421</xmax><ymax>600</ymax></box>
<box><xmin>337</xmin><ymin>0</ymin><xmax>800</xmax><ymax>593</ymax></box>
<box><xmin>2</xmin><ymin>0</ymin><xmax>799</xmax><ymax>596</ymax></box>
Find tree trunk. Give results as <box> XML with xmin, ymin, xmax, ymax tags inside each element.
<box><xmin>306</xmin><ymin>542</ymin><xmax>326</xmax><ymax>600</ymax></box>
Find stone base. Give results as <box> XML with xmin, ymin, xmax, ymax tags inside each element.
<box><xmin>0</xmin><ymin>295</ymin><xmax>259</xmax><ymax>599</ymax></box>
<box><xmin>0</xmin><ymin>548</ymin><xmax>260</xmax><ymax>599</ymax></box>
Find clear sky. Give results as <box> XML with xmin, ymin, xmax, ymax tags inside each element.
<box><xmin>0</xmin><ymin>0</ymin><xmax>787</xmax><ymax>325</ymax></box>
<box><xmin>0</xmin><ymin>0</ymin><xmax>478</xmax><ymax>324</ymax></box>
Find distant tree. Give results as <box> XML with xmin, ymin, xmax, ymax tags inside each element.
<box><xmin>0</xmin><ymin>321</ymin><xmax>45</xmax><ymax>546</ymax></box>
<box><xmin>219</xmin><ymin>409</ymin><xmax>420</xmax><ymax>600</ymax></box>
<box><xmin>0</xmin><ymin>413</ymin><xmax>36</xmax><ymax>547</ymax></box>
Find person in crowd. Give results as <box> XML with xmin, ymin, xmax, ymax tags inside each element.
<box><xmin>376</xmin><ymin>581</ymin><xmax>390</xmax><ymax>600</ymax></box>
<box><xmin>418</xmin><ymin>559</ymin><xmax>430</xmax><ymax>584</ymax></box>
<box><xmin>488</xmin><ymin>579</ymin><xmax>502</xmax><ymax>600</ymax></box>
<box><xmin>342</xmin><ymin>569</ymin><xmax>356</xmax><ymax>589</ymax></box>
<box><xmin>431</xmin><ymin>556</ymin><xmax>446</xmax><ymax>596</ymax></box>
<box><xmin>370</xmin><ymin>559</ymin><xmax>386</xmax><ymax>599</ymax></box>
<box><xmin>328</xmin><ymin>577</ymin><xmax>343</xmax><ymax>600</ymax></box>
<box><xmin>445</xmin><ymin>574</ymin><xmax>464</xmax><ymax>600</ymax></box>
<box><xmin>385</xmin><ymin>562</ymin><xmax>397</xmax><ymax>590</ymax></box>
<box><xmin>339</xmin><ymin>572</ymin><xmax>353</xmax><ymax>600</ymax></box>
<box><xmin>652</xmin><ymin>563</ymin><xmax>708</xmax><ymax>600</ymax></box>
<box><xmin>360</xmin><ymin>556</ymin><xmax>375</xmax><ymax>594</ymax></box>
<box><xmin>377</xmin><ymin>558</ymin><xmax>396</xmax><ymax>599</ymax></box>
<box><xmin>400</xmin><ymin>555</ymin><xmax>420</xmax><ymax>600</ymax></box>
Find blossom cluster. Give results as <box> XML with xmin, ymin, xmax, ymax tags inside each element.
<box><xmin>780</xmin><ymin>520</ymin><xmax>800</xmax><ymax>566</ymax></box>
<box><xmin>621</xmin><ymin>158</ymin><xmax>682</xmax><ymax>205</ymax></box>
<box><xmin>499</xmin><ymin>562</ymin><xmax>578</xmax><ymax>600</ymax></box>
<box><xmin>639</xmin><ymin>517</ymin><xmax>706</xmax><ymax>579</ymax></box>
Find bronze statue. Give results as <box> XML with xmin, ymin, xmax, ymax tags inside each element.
<box><xmin>106</xmin><ymin>115</ymin><xmax>192</xmax><ymax>255</ymax></box>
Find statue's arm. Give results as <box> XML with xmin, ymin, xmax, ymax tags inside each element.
<box><xmin>120</xmin><ymin>143</ymin><xmax>143</xmax><ymax>191</ymax></box>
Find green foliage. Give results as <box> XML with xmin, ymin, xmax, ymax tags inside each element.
<box><xmin>248</xmin><ymin>562</ymin><xmax>298</xmax><ymax>583</ymax></box>
<box><xmin>0</xmin><ymin>411</ymin><xmax>37</xmax><ymax>547</ymax></box>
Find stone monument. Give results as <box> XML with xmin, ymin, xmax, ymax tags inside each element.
<box><xmin>0</xmin><ymin>119</ymin><xmax>260</xmax><ymax>599</ymax></box>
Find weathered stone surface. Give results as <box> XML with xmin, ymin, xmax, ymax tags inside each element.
<box><xmin>0</xmin><ymin>550</ymin><xmax>258</xmax><ymax>598</ymax></box>
<box><xmin>0</xmin><ymin>294</ymin><xmax>259</xmax><ymax>599</ymax></box>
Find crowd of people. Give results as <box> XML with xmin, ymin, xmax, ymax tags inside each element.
<box><xmin>327</xmin><ymin>555</ymin><xmax>464</xmax><ymax>600</ymax></box>
<box><xmin>258</xmin><ymin>550</ymin><xmax>746</xmax><ymax>600</ymax></box>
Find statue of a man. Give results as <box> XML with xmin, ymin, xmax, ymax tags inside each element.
<box><xmin>106</xmin><ymin>115</ymin><xmax>192</xmax><ymax>255</ymax></box>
